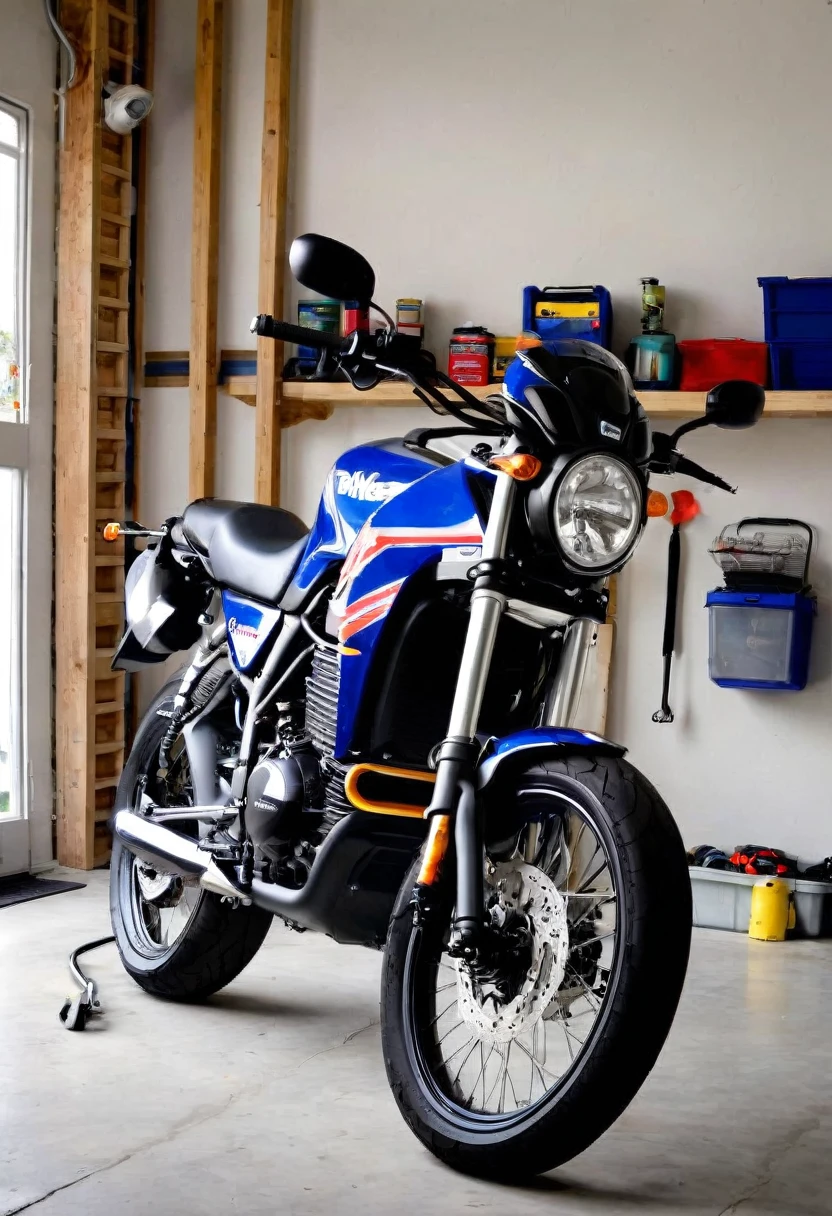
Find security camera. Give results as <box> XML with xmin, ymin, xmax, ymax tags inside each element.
<box><xmin>104</xmin><ymin>85</ymin><xmax>154</xmax><ymax>135</ymax></box>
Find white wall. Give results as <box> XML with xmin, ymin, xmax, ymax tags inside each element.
<box><xmin>142</xmin><ymin>0</ymin><xmax>832</xmax><ymax>858</ymax></box>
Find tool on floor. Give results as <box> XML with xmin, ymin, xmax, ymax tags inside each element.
<box><xmin>653</xmin><ymin>489</ymin><xmax>700</xmax><ymax>723</ymax></box>
<box><xmin>59</xmin><ymin>935</ymin><xmax>115</xmax><ymax>1032</ymax></box>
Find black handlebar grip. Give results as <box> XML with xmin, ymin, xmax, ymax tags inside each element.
<box><xmin>250</xmin><ymin>314</ymin><xmax>343</xmax><ymax>349</ymax></box>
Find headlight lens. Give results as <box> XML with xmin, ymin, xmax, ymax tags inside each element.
<box><xmin>554</xmin><ymin>454</ymin><xmax>642</xmax><ymax>571</ymax></box>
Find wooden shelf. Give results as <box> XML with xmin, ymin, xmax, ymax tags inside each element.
<box><xmin>220</xmin><ymin>377</ymin><xmax>832</xmax><ymax>422</ymax></box>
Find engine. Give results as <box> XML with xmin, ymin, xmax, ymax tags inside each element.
<box><xmin>245</xmin><ymin>751</ymin><xmax>322</xmax><ymax>864</ymax></box>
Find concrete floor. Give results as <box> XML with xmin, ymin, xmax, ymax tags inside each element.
<box><xmin>1</xmin><ymin>871</ymin><xmax>831</xmax><ymax>1216</ymax></box>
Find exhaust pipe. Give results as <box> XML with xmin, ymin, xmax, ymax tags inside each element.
<box><xmin>114</xmin><ymin>806</ymin><xmax>426</xmax><ymax>943</ymax></box>
<box><xmin>112</xmin><ymin>810</ymin><xmax>248</xmax><ymax>903</ymax></box>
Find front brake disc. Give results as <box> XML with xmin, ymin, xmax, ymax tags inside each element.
<box><xmin>456</xmin><ymin>861</ymin><xmax>569</xmax><ymax>1044</ymax></box>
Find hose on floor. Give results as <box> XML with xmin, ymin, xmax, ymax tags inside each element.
<box><xmin>59</xmin><ymin>935</ymin><xmax>115</xmax><ymax>1032</ymax></box>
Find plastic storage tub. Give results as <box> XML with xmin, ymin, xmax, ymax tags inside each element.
<box><xmin>758</xmin><ymin>277</ymin><xmax>832</xmax><ymax>388</ymax></box>
<box><xmin>768</xmin><ymin>340</ymin><xmax>832</xmax><ymax>390</ymax></box>
<box><xmin>690</xmin><ymin>868</ymin><xmax>832</xmax><ymax>937</ymax></box>
<box><xmin>706</xmin><ymin>589</ymin><xmax>814</xmax><ymax>690</ymax></box>
<box><xmin>677</xmin><ymin>338</ymin><xmax>768</xmax><ymax>392</ymax></box>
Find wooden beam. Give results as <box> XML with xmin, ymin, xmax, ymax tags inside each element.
<box><xmin>55</xmin><ymin>0</ymin><xmax>108</xmax><ymax>870</ymax></box>
<box><xmin>131</xmin><ymin>0</ymin><xmax>155</xmax><ymax>525</ymax></box>
<box><xmin>254</xmin><ymin>0</ymin><xmax>294</xmax><ymax>505</ymax></box>
<box><xmin>189</xmin><ymin>0</ymin><xmax>224</xmax><ymax>500</ymax></box>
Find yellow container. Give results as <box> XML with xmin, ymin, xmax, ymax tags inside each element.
<box><xmin>748</xmin><ymin>878</ymin><xmax>796</xmax><ymax>941</ymax></box>
<box><xmin>492</xmin><ymin>336</ymin><xmax>517</xmax><ymax>381</ymax></box>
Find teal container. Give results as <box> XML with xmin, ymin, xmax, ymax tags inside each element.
<box><xmin>297</xmin><ymin>299</ymin><xmax>341</xmax><ymax>364</ymax></box>
<box><xmin>629</xmin><ymin>332</ymin><xmax>675</xmax><ymax>390</ymax></box>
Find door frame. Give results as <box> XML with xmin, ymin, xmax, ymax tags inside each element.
<box><xmin>0</xmin><ymin>9</ymin><xmax>57</xmax><ymax>875</ymax></box>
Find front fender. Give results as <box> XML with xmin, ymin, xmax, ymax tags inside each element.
<box><xmin>476</xmin><ymin>726</ymin><xmax>626</xmax><ymax>789</ymax></box>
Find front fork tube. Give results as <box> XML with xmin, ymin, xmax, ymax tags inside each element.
<box><xmin>418</xmin><ymin>471</ymin><xmax>515</xmax><ymax>954</ymax></box>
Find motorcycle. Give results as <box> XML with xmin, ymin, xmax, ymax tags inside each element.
<box><xmin>108</xmin><ymin>234</ymin><xmax>764</xmax><ymax>1178</ymax></box>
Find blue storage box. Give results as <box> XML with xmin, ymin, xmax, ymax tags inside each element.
<box><xmin>759</xmin><ymin>277</ymin><xmax>832</xmax><ymax>388</ymax></box>
<box><xmin>707</xmin><ymin>589</ymin><xmax>814</xmax><ymax>691</ymax></box>
<box><xmin>768</xmin><ymin>340</ymin><xmax>832</xmax><ymax>390</ymax></box>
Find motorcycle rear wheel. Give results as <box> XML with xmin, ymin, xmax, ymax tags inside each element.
<box><xmin>109</xmin><ymin>678</ymin><xmax>273</xmax><ymax>1002</ymax></box>
<box><xmin>380</xmin><ymin>755</ymin><xmax>691</xmax><ymax>1179</ymax></box>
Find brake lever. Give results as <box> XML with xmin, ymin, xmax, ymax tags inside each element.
<box><xmin>649</xmin><ymin>434</ymin><xmax>735</xmax><ymax>492</ymax></box>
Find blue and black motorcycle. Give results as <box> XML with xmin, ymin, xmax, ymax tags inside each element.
<box><xmin>109</xmin><ymin>234</ymin><xmax>764</xmax><ymax>1177</ymax></box>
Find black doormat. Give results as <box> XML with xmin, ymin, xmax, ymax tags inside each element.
<box><xmin>0</xmin><ymin>875</ymin><xmax>86</xmax><ymax>909</ymax></box>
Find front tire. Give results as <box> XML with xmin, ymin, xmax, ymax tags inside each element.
<box><xmin>380</xmin><ymin>755</ymin><xmax>691</xmax><ymax>1179</ymax></box>
<box><xmin>109</xmin><ymin>678</ymin><xmax>273</xmax><ymax>1002</ymax></box>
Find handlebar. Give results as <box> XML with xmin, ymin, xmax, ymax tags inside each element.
<box><xmin>672</xmin><ymin>453</ymin><xmax>735</xmax><ymax>493</ymax></box>
<box><xmin>250</xmin><ymin>313</ymin><xmax>344</xmax><ymax>350</ymax></box>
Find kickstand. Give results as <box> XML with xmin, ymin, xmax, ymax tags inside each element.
<box><xmin>59</xmin><ymin>935</ymin><xmax>115</xmax><ymax>1032</ymax></box>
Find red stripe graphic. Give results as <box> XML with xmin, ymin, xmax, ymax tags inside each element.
<box><xmin>338</xmin><ymin>578</ymin><xmax>404</xmax><ymax>643</ymax></box>
<box><xmin>337</xmin><ymin>517</ymin><xmax>483</xmax><ymax>596</ymax></box>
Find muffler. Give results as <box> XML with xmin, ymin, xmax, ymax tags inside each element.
<box><xmin>112</xmin><ymin>810</ymin><xmax>248</xmax><ymax>903</ymax></box>
<box><xmin>114</xmin><ymin>807</ymin><xmax>426</xmax><ymax>944</ymax></box>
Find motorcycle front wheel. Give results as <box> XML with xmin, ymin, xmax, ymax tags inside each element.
<box><xmin>380</xmin><ymin>755</ymin><xmax>691</xmax><ymax>1179</ymax></box>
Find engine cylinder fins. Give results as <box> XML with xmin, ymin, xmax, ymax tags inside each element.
<box><xmin>344</xmin><ymin>763</ymin><xmax>435</xmax><ymax>819</ymax></box>
<box><xmin>305</xmin><ymin>645</ymin><xmax>340</xmax><ymax>757</ymax></box>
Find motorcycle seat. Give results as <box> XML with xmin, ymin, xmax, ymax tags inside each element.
<box><xmin>181</xmin><ymin>498</ymin><xmax>309</xmax><ymax>604</ymax></box>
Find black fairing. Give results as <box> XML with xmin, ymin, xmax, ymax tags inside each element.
<box><xmin>506</xmin><ymin>345</ymin><xmax>651</xmax><ymax>466</ymax></box>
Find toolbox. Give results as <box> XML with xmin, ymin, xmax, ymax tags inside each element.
<box><xmin>522</xmin><ymin>284</ymin><xmax>612</xmax><ymax>349</ymax></box>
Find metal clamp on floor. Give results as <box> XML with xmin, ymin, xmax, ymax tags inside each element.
<box><xmin>58</xmin><ymin>935</ymin><xmax>115</xmax><ymax>1032</ymax></box>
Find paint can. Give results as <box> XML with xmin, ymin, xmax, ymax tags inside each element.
<box><xmin>396</xmin><ymin>298</ymin><xmax>424</xmax><ymax>343</ymax></box>
<box><xmin>449</xmin><ymin>325</ymin><xmax>495</xmax><ymax>387</ymax></box>
<box><xmin>492</xmin><ymin>336</ymin><xmax>516</xmax><ymax>381</ymax></box>
<box><xmin>297</xmin><ymin>299</ymin><xmax>341</xmax><ymax>363</ymax></box>
<box><xmin>343</xmin><ymin>301</ymin><xmax>370</xmax><ymax>335</ymax></box>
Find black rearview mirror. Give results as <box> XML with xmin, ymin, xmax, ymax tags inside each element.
<box><xmin>289</xmin><ymin>233</ymin><xmax>376</xmax><ymax>307</ymax></box>
<box><xmin>705</xmin><ymin>380</ymin><xmax>766</xmax><ymax>429</ymax></box>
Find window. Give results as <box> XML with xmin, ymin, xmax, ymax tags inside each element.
<box><xmin>0</xmin><ymin>97</ymin><xmax>27</xmax><ymax>422</ymax></box>
<box><xmin>0</xmin><ymin>95</ymin><xmax>28</xmax><ymax>825</ymax></box>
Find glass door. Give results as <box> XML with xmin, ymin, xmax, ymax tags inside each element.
<box><xmin>0</xmin><ymin>96</ymin><xmax>29</xmax><ymax>875</ymax></box>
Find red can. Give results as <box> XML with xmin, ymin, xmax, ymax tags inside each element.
<box><xmin>449</xmin><ymin>325</ymin><xmax>495</xmax><ymax>387</ymax></box>
<box><xmin>343</xmin><ymin>301</ymin><xmax>370</xmax><ymax>335</ymax></box>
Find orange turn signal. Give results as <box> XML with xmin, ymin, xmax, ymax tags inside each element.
<box><xmin>646</xmin><ymin>491</ymin><xmax>669</xmax><ymax>518</ymax></box>
<box><xmin>515</xmin><ymin>334</ymin><xmax>542</xmax><ymax>351</ymax></box>
<box><xmin>102</xmin><ymin>522</ymin><xmax>121</xmax><ymax>542</ymax></box>
<box><xmin>490</xmin><ymin>453</ymin><xmax>543</xmax><ymax>481</ymax></box>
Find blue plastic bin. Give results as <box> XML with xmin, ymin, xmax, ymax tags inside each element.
<box><xmin>759</xmin><ymin>277</ymin><xmax>832</xmax><ymax>388</ymax></box>
<box><xmin>707</xmin><ymin>589</ymin><xmax>814</xmax><ymax>691</ymax></box>
<box><xmin>768</xmin><ymin>340</ymin><xmax>832</xmax><ymax>390</ymax></box>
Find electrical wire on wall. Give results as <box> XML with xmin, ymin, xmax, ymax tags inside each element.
<box><xmin>43</xmin><ymin>0</ymin><xmax>78</xmax><ymax>141</ymax></box>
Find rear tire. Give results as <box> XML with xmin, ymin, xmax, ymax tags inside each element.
<box><xmin>380</xmin><ymin>755</ymin><xmax>692</xmax><ymax>1179</ymax></box>
<box><xmin>109</xmin><ymin>678</ymin><xmax>273</xmax><ymax>1002</ymax></box>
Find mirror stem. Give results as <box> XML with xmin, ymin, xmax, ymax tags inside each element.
<box><xmin>669</xmin><ymin>415</ymin><xmax>710</xmax><ymax>446</ymax></box>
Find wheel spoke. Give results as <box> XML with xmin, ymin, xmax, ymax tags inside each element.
<box><xmin>569</xmin><ymin>895</ymin><xmax>616</xmax><ymax>929</ymax></box>
<box><xmin>569</xmin><ymin>930</ymin><xmax>615</xmax><ymax>954</ymax></box>
<box><xmin>429</xmin><ymin>998</ymin><xmax>459</xmax><ymax>1028</ymax></box>
<box><xmin>574</xmin><ymin>859</ymin><xmax>609</xmax><ymax>895</ymax></box>
<box><xmin>566</xmin><ymin>964</ymin><xmax>603</xmax><ymax>1013</ymax></box>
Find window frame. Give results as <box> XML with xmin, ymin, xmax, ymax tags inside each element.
<box><xmin>0</xmin><ymin>93</ymin><xmax>30</xmax><ymax>423</ymax></box>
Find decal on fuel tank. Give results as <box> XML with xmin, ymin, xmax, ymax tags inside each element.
<box><xmin>334</xmin><ymin>469</ymin><xmax>407</xmax><ymax>503</ymax></box>
<box><xmin>222</xmin><ymin>593</ymin><xmax>282</xmax><ymax>671</ymax></box>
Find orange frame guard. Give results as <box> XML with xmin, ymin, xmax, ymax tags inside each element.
<box><xmin>417</xmin><ymin>814</ymin><xmax>451</xmax><ymax>886</ymax></box>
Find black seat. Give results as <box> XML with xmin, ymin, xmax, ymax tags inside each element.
<box><xmin>181</xmin><ymin>498</ymin><xmax>309</xmax><ymax>604</ymax></box>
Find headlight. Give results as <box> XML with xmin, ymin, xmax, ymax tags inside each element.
<box><xmin>553</xmin><ymin>454</ymin><xmax>642</xmax><ymax>572</ymax></box>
